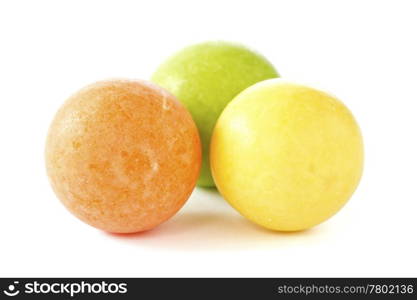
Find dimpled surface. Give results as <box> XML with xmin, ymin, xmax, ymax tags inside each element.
<box><xmin>211</xmin><ymin>80</ymin><xmax>364</xmax><ymax>231</ymax></box>
<box><xmin>152</xmin><ymin>41</ymin><xmax>278</xmax><ymax>187</ymax></box>
<box><xmin>45</xmin><ymin>80</ymin><xmax>201</xmax><ymax>233</ymax></box>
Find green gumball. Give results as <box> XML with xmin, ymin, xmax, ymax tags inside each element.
<box><xmin>152</xmin><ymin>41</ymin><xmax>279</xmax><ymax>187</ymax></box>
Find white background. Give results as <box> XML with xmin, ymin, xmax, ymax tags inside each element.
<box><xmin>0</xmin><ymin>0</ymin><xmax>416</xmax><ymax>277</ymax></box>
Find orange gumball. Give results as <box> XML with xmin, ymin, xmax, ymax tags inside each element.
<box><xmin>45</xmin><ymin>80</ymin><xmax>201</xmax><ymax>233</ymax></box>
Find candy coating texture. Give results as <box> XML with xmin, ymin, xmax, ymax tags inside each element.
<box><xmin>211</xmin><ymin>80</ymin><xmax>364</xmax><ymax>231</ymax></box>
<box><xmin>45</xmin><ymin>80</ymin><xmax>201</xmax><ymax>233</ymax></box>
<box><xmin>152</xmin><ymin>41</ymin><xmax>278</xmax><ymax>187</ymax></box>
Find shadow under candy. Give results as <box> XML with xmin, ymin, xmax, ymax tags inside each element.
<box><xmin>106</xmin><ymin>188</ymin><xmax>324</xmax><ymax>251</ymax></box>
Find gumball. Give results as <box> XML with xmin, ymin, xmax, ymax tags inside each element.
<box><xmin>211</xmin><ymin>79</ymin><xmax>364</xmax><ymax>231</ymax></box>
<box><xmin>45</xmin><ymin>80</ymin><xmax>201</xmax><ymax>233</ymax></box>
<box><xmin>152</xmin><ymin>41</ymin><xmax>278</xmax><ymax>187</ymax></box>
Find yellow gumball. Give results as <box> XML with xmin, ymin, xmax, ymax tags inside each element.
<box><xmin>211</xmin><ymin>79</ymin><xmax>364</xmax><ymax>231</ymax></box>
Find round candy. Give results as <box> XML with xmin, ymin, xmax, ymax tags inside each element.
<box><xmin>211</xmin><ymin>79</ymin><xmax>364</xmax><ymax>231</ymax></box>
<box><xmin>45</xmin><ymin>80</ymin><xmax>201</xmax><ymax>233</ymax></box>
<box><xmin>152</xmin><ymin>41</ymin><xmax>278</xmax><ymax>187</ymax></box>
